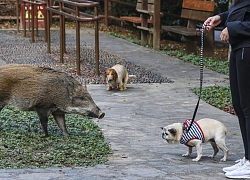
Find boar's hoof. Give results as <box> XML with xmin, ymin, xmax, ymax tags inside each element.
<box><xmin>98</xmin><ymin>112</ymin><xmax>105</xmax><ymax>119</ymax></box>
<box><xmin>63</xmin><ymin>132</ymin><xmax>70</xmax><ymax>137</ymax></box>
<box><xmin>42</xmin><ymin>135</ymin><xmax>49</xmax><ymax>138</ymax></box>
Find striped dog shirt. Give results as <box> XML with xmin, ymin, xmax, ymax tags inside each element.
<box><xmin>180</xmin><ymin>119</ymin><xmax>205</xmax><ymax>147</ymax></box>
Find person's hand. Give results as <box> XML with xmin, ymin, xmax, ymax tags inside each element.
<box><xmin>204</xmin><ymin>15</ymin><xmax>221</xmax><ymax>31</ymax></box>
<box><xmin>220</xmin><ymin>27</ymin><xmax>229</xmax><ymax>42</ymax></box>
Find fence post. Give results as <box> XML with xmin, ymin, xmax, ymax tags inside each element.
<box><xmin>95</xmin><ymin>6</ymin><xmax>100</xmax><ymax>75</ymax></box>
<box><xmin>76</xmin><ymin>6</ymin><xmax>80</xmax><ymax>75</ymax></box>
<box><xmin>104</xmin><ymin>0</ymin><xmax>109</xmax><ymax>26</ymax></box>
<box><xmin>153</xmin><ymin>0</ymin><xmax>161</xmax><ymax>50</ymax></box>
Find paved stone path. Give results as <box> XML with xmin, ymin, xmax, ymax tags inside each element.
<box><xmin>0</xmin><ymin>28</ymin><xmax>244</xmax><ymax>180</ymax></box>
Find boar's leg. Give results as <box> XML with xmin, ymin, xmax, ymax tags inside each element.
<box><xmin>36</xmin><ymin>108</ymin><xmax>49</xmax><ymax>137</ymax></box>
<box><xmin>0</xmin><ymin>103</ymin><xmax>5</xmax><ymax>112</ymax></box>
<box><xmin>52</xmin><ymin>112</ymin><xmax>69</xmax><ymax>136</ymax></box>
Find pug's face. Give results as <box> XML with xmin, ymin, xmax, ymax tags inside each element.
<box><xmin>161</xmin><ymin>125</ymin><xmax>178</xmax><ymax>144</ymax></box>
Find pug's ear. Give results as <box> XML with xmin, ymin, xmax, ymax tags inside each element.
<box><xmin>169</xmin><ymin>128</ymin><xmax>177</xmax><ymax>136</ymax></box>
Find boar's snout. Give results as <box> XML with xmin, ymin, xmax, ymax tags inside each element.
<box><xmin>98</xmin><ymin>112</ymin><xmax>105</xmax><ymax>119</ymax></box>
<box><xmin>88</xmin><ymin>107</ymin><xmax>105</xmax><ymax>119</ymax></box>
<box><xmin>89</xmin><ymin>111</ymin><xmax>105</xmax><ymax>119</ymax></box>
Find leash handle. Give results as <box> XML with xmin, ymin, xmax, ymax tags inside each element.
<box><xmin>186</xmin><ymin>23</ymin><xmax>205</xmax><ymax>132</ymax></box>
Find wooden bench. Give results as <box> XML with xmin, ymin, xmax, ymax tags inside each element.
<box><xmin>162</xmin><ymin>0</ymin><xmax>215</xmax><ymax>56</ymax></box>
<box><xmin>120</xmin><ymin>0</ymin><xmax>161</xmax><ymax>50</ymax></box>
<box><xmin>120</xmin><ymin>0</ymin><xmax>153</xmax><ymax>26</ymax></box>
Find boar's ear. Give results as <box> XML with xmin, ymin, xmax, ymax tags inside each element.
<box><xmin>169</xmin><ymin>128</ymin><xmax>177</xmax><ymax>136</ymax></box>
<box><xmin>72</xmin><ymin>96</ymin><xmax>86</xmax><ymax>105</ymax></box>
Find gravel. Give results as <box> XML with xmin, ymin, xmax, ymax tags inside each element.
<box><xmin>0</xmin><ymin>29</ymin><xmax>173</xmax><ymax>85</ymax></box>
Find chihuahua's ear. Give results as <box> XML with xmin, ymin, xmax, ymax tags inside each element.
<box><xmin>168</xmin><ymin>128</ymin><xmax>177</xmax><ymax>136</ymax></box>
<box><xmin>101</xmin><ymin>68</ymin><xmax>109</xmax><ymax>82</ymax></box>
<box><xmin>103</xmin><ymin>68</ymin><xmax>110</xmax><ymax>77</ymax></box>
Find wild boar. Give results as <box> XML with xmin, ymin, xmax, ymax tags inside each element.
<box><xmin>0</xmin><ymin>64</ymin><xmax>105</xmax><ymax>137</ymax></box>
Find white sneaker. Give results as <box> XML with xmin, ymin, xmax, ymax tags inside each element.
<box><xmin>223</xmin><ymin>157</ymin><xmax>246</xmax><ymax>173</ymax></box>
<box><xmin>225</xmin><ymin>161</ymin><xmax>250</xmax><ymax>179</ymax></box>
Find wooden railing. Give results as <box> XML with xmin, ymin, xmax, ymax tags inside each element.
<box><xmin>46</xmin><ymin>0</ymin><xmax>102</xmax><ymax>75</ymax></box>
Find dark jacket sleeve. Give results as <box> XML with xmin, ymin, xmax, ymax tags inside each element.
<box><xmin>227</xmin><ymin>10</ymin><xmax>250</xmax><ymax>46</ymax></box>
<box><xmin>227</xmin><ymin>10</ymin><xmax>250</xmax><ymax>39</ymax></box>
<box><xmin>218</xmin><ymin>11</ymin><xmax>229</xmax><ymax>25</ymax></box>
<box><xmin>219</xmin><ymin>0</ymin><xmax>250</xmax><ymax>48</ymax></box>
<box><xmin>227</xmin><ymin>21</ymin><xmax>250</xmax><ymax>39</ymax></box>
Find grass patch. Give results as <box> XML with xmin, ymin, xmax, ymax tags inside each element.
<box><xmin>162</xmin><ymin>50</ymin><xmax>233</xmax><ymax>113</ymax></box>
<box><xmin>161</xmin><ymin>50</ymin><xmax>229</xmax><ymax>75</ymax></box>
<box><xmin>168</xmin><ymin>51</ymin><xmax>233</xmax><ymax>113</ymax></box>
<box><xmin>192</xmin><ymin>85</ymin><xmax>233</xmax><ymax>114</ymax></box>
<box><xmin>0</xmin><ymin>106</ymin><xmax>112</xmax><ymax>169</ymax></box>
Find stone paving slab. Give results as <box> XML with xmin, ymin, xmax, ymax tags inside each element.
<box><xmin>0</xmin><ymin>28</ymin><xmax>244</xmax><ymax>180</ymax></box>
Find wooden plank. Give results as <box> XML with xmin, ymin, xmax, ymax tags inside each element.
<box><xmin>137</xmin><ymin>9</ymin><xmax>152</xmax><ymax>14</ymax></box>
<box><xmin>120</xmin><ymin>16</ymin><xmax>142</xmax><ymax>24</ymax></box>
<box><xmin>148</xmin><ymin>0</ymin><xmax>154</xmax><ymax>12</ymax></box>
<box><xmin>161</xmin><ymin>25</ymin><xmax>201</xmax><ymax>36</ymax></box>
<box><xmin>120</xmin><ymin>16</ymin><xmax>152</xmax><ymax>24</ymax></box>
<box><xmin>137</xmin><ymin>25</ymin><xmax>154</xmax><ymax>32</ymax></box>
<box><xmin>108</xmin><ymin>15</ymin><xmax>124</xmax><ymax>21</ymax></box>
<box><xmin>136</xmin><ymin>0</ymin><xmax>154</xmax><ymax>11</ymax></box>
<box><xmin>136</xmin><ymin>0</ymin><xmax>148</xmax><ymax>11</ymax></box>
<box><xmin>181</xmin><ymin>9</ymin><xmax>213</xmax><ymax>21</ymax></box>
<box><xmin>182</xmin><ymin>0</ymin><xmax>215</xmax><ymax>12</ymax></box>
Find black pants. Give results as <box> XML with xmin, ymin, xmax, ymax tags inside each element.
<box><xmin>230</xmin><ymin>47</ymin><xmax>250</xmax><ymax>160</ymax></box>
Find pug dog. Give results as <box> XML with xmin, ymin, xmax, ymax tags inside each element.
<box><xmin>161</xmin><ymin>118</ymin><xmax>229</xmax><ymax>162</ymax></box>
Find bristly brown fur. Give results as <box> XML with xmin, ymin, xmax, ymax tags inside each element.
<box><xmin>0</xmin><ymin>64</ymin><xmax>104</xmax><ymax>137</ymax></box>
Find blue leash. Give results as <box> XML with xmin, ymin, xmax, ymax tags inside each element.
<box><xmin>185</xmin><ymin>23</ymin><xmax>206</xmax><ymax>132</ymax></box>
